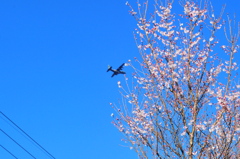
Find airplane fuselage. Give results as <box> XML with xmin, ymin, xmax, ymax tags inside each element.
<box><xmin>111</xmin><ymin>69</ymin><xmax>125</xmax><ymax>74</ymax></box>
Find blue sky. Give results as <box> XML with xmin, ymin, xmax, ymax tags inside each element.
<box><xmin>0</xmin><ymin>0</ymin><xmax>239</xmax><ymax>159</ymax></box>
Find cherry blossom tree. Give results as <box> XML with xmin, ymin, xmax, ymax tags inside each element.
<box><xmin>111</xmin><ymin>0</ymin><xmax>240</xmax><ymax>158</ymax></box>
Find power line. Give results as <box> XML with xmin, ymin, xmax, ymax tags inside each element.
<box><xmin>0</xmin><ymin>115</ymin><xmax>38</xmax><ymax>150</ymax></box>
<box><xmin>0</xmin><ymin>114</ymin><xmax>41</xmax><ymax>152</ymax></box>
<box><xmin>0</xmin><ymin>144</ymin><xmax>18</xmax><ymax>159</ymax></box>
<box><xmin>0</xmin><ymin>111</ymin><xmax>56</xmax><ymax>159</ymax></box>
<box><xmin>0</xmin><ymin>129</ymin><xmax>36</xmax><ymax>159</ymax></box>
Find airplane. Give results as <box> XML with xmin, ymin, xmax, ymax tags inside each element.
<box><xmin>107</xmin><ymin>63</ymin><xmax>126</xmax><ymax>77</ymax></box>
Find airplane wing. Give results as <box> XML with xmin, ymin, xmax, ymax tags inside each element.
<box><xmin>117</xmin><ymin>63</ymin><xmax>125</xmax><ymax>71</ymax></box>
<box><xmin>111</xmin><ymin>73</ymin><xmax>116</xmax><ymax>77</ymax></box>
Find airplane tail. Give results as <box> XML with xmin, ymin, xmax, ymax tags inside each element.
<box><xmin>107</xmin><ymin>65</ymin><xmax>112</xmax><ymax>72</ymax></box>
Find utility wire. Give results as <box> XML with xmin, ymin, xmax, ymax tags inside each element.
<box><xmin>0</xmin><ymin>144</ymin><xmax>18</xmax><ymax>159</ymax></box>
<box><xmin>0</xmin><ymin>129</ymin><xmax>36</xmax><ymax>159</ymax></box>
<box><xmin>0</xmin><ymin>111</ymin><xmax>56</xmax><ymax>159</ymax></box>
<box><xmin>0</xmin><ymin>115</ymin><xmax>39</xmax><ymax>151</ymax></box>
<box><xmin>0</xmin><ymin>114</ymin><xmax>42</xmax><ymax>150</ymax></box>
